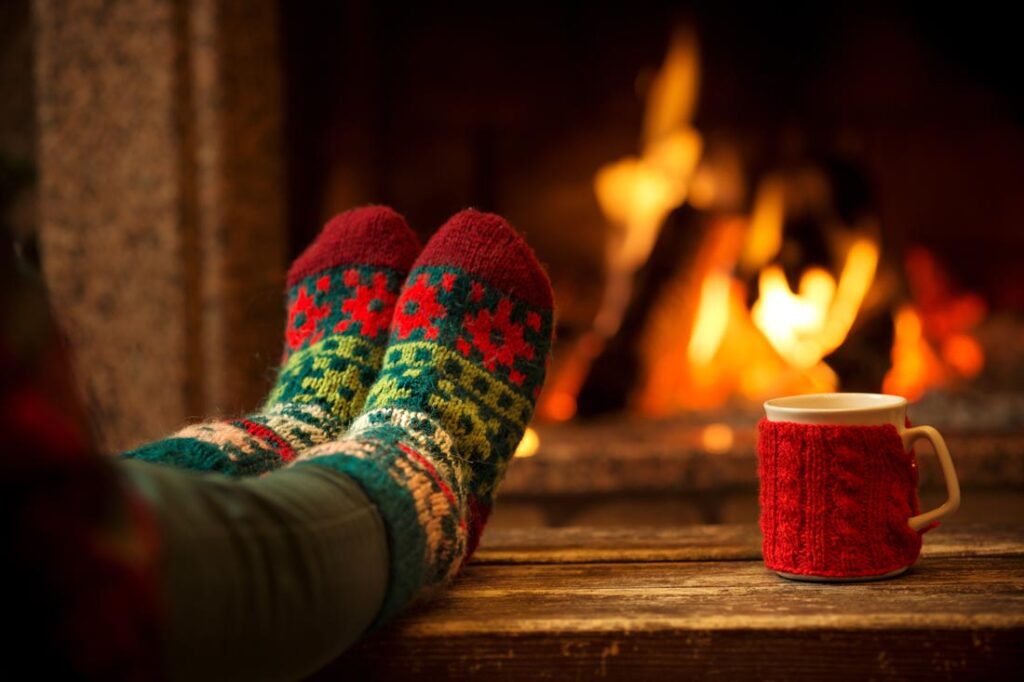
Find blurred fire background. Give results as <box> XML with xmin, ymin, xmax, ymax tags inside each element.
<box><xmin>4</xmin><ymin>1</ymin><xmax>1023</xmax><ymax>526</ymax></box>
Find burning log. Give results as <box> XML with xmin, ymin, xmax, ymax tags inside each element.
<box><xmin>575</xmin><ymin>206</ymin><xmax>705</xmax><ymax>416</ymax></box>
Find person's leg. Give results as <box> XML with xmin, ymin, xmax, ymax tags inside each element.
<box><xmin>122</xmin><ymin>206</ymin><xmax>420</xmax><ymax>477</ymax></box>
<box><xmin>120</xmin><ymin>458</ymin><xmax>389</xmax><ymax>681</ymax></box>
<box><xmin>110</xmin><ymin>209</ymin><xmax>552</xmax><ymax>679</ymax></box>
<box><xmin>290</xmin><ymin>209</ymin><xmax>554</xmax><ymax>622</ymax></box>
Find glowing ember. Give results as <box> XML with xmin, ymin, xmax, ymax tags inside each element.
<box><xmin>701</xmin><ymin>423</ymin><xmax>734</xmax><ymax>454</ymax></box>
<box><xmin>883</xmin><ymin>306</ymin><xmax>944</xmax><ymax>401</ymax></box>
<box><xmin>514</xmin><ymin>427</ymin><xmax>540</xmax><ymax>458</ymax></box>
<box><xmin>883</xmin><ymin>249</ymin><xmax>986</xmax><ymax>400</ymax></box>
<box><xmin>942</xmin><ymin>334</ymin><xmax>984</xmax><ymax>378</ymax></box>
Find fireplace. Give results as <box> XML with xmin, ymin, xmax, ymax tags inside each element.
<box><xmin>20</xmin><ymin>2</ymin><xmax>1023</xmax><ymax>527</ymax></box>
<box><xmin>274</xmin><ymin>4</ymin><xmax>1024</xmax><ymax>527</ymax></box>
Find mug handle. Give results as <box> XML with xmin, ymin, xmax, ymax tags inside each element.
<box><xmin>903</xmin><ymin>426</ymin><xmax>961</xmax><ymax>531</ymax></box>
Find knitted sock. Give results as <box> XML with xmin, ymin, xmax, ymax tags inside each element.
<box><xmin>122</xmin><ymin>206</ymin><xmax>421</xmax><ymax>476</ymax></box>
<box><xmin>291</xmin><ymin>209</ymin><xmax>553</xmax><ymax>621</ymax></box>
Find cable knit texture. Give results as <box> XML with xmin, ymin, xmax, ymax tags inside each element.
<box><xmin>757</xmin><ymin>419</ymin><xmax>925</xmax><ymax>578</ymax></box>
<box><xmin>293</xmin><ymin>209</ymin><xmax>554</xmax><ymax>622</ymax></box>
<box><xmin>122</xmin><ymin>207</ymin><xmax>420</xmax><ymax>476</ymax></box>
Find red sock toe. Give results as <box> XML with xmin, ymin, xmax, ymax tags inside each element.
<box><xmin>415</xmin><ymin>209</ymin><xmax>553</xmax><ymax>310</ymax></box>
<box><xmin>287</xmin><ymin>205</ymin><xmax>422</xmax><ymax>287</ymax></box>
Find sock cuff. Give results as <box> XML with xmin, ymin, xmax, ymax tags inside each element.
<box><xmin>120</xmin><ymin>437</ymin><xmax>266</xmax><ymax>476</ymax></box>
<box><xmin>292</xmin><ymin>414</ymin><xmax>468</xmax><ymax>624</ymax></box>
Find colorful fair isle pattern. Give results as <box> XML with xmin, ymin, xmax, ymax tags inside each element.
<box><xmin>294</xmin><ymin>210</ymin><xmax>554</xmax><ymax>619</ymax></box>
<box><xmin>121</xmin><ymin>207</ymin><xmax>420</xmax><ymax>475</ymax></box>
<box><xmin>292</xmin><ymin>407</ymin><xmax>468</xmax><ymax>622</ymax></box>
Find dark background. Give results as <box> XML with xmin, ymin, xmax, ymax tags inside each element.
<box><xmin>280</xmin><ymin>1</ymin><xmax>1024</xmax><ymax>317</ymax></box>
<box><xmin>4</xmin><ymin>1</ymin><xmax>1022</xmax><ymax>314</ymax></box>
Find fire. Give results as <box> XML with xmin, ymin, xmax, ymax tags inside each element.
<box><xmin>751</xmin><ymin>237</ymin><xmax>879</xmax><ymax>372</ymax></box>
<box><xmin>541</xmin><ymin>28</ymin><xmax>988</xmax><ymax>422</ymax></box>
<box><xmin>593</xmin><ymin>27</ymin><xmax>702</xmax><ymax>332</ymax></box>
<box><xmin>883</xmin><ymin>249</ymin><xmax>986</xmax><ymax>399</ymax></box>
<box><xmin>739</xmin><ymin>177</ymin><xmax>785</xmax><ymax>271</ymax></box>
<box><xmin>514</xmin><ymin>427</ymin><xmax>540</xmax><ymax>458</ymax></box>
<box><xmin>541</xmin><ymin>28</ymin><xmax>703</xmax><ymax>421</ymax></box>
<box><xmin>883</xmin><ymin>306</ymin><xmax>944</xmax><ymax>401</ymax></box>
<box><xmin>686</xmin><ymin>269</ymin><xmax>731</xmax><ymax>365</ymax></box>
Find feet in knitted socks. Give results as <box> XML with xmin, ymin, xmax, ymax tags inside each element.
<box><xmin>292</xmin><ymin>209</ymin><xmax>553</xmax><ymax>621</ymax></box>
<box><xmin>122</xmin><ymin>207</ymin><xmax>420</xmax><ymax>476</ymax></box>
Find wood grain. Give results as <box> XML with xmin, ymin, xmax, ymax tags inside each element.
<box><xmin>473</xmin><ymin>523</ymin><xmax>1024</xmax><ymax>564</ymax></box>
<box><xmin>323</xmin><ymin>524</ymin><xmax>1024</xmax><ymax>680</ymax></box>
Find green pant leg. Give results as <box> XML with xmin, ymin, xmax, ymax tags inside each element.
<box><xmin>118</xmin><ymin>459</ymin><xmax>389</xmax><ymax>681</ymax></box>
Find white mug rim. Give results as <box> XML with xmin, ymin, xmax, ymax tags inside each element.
<box><xmin>765</xmin><ymin>391</ymin><xmax>909</xmax><ymax>421</ymax></box>
<box><xmin>764</xmin><ymin>392</ymin><xmax>907</xmax><ymax>420</ymax></box>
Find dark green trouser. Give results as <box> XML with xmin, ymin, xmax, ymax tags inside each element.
<box><xmin>119</xmin><ymin>460</ymin><xmax>389</xmax><ymax>681</ymax></box>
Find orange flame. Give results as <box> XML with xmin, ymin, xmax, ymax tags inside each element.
<box><xmin>751</xmin><ymin>236</ymin><xmax>879</xmax><ymax>373</ymax></box>
<box><xmin>739</xmin><ymin>177</ymin><xmax>785</xmax><ymax>271</ymax></box>
<box><xmin>541</xmin><ymin>29</ymin><xmax>704</xmax><ymax>421</ymax></box>
<box><xmin>883</xmin><ymin>249</ymin><xmax>986</xmax><ymax>400</ymax></box>
<box><xmin>883</xmin><ymin>306</ymin><xmax>945</xmax><ymax>401</ymax></box>
<box><xmin>686</xmin><ymin>269</ymin><xmax>731</xmax><ymax>365</ymax></box>
<box><xmin>594</xmin><ymin>27</ymin><xmax>703</xmax><ymax>334</ymax></box>
<box><xmin>549</xmin><ymin>28</ymin><xmax>986</xmax><ymax>421</ymax></box>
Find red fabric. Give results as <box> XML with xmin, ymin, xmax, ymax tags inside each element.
<box><xmin>416</xmin><ymin>209</ymin><xmax>554</xmax><ymax>310</ymax></box>
<box><xmin>286</xmin><ymin>206</ymin><xmax>422</xmax><ymax>286</ymax></box>
<box><xmin>2</xmin><ymin>351</ymin><xmax>162</xmax><ymax>679</ymax></box>
<box><xmin>238</xmin><ymin>419</ymin><xmax>296</xmax><ymax>462</ymax></box>
<box><xmin>757</xmin><ymin>419</ymin><xmax>924</xmax><ymax>578</ymax></box>
<box><xmin>463</xmin><ymin>495</ymin><xmax>491</xmax><ymax>562</ymax></box>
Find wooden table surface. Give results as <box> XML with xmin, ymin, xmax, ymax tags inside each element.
<box><xmin>331</xmin><ymin>524</ymin><xmax>1024</xmax><ymax>680</ymax></box>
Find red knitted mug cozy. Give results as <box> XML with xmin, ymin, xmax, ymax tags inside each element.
<box><xmin>757</xmin><ymin>419</ymin><xmax>930</xmax><ymax>578</ymax></box>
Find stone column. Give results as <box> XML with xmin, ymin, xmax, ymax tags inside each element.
<box><xmin>34</xmin><ymin>0</ymin><xmax>285</xmax><ymax>452</ymax></box>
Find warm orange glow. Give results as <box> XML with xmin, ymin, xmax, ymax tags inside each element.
<box><xmin>823</xmin><ymin>237</ymin><xmax>880</xmax><ymax>351</ymax></box>
<box><xmin>537</xmin><ymin>332</ymin><xmax>602</xmax><ymax>421</ymax></box>
<box><xmin>739</xmin><ymin>177</ymin><xmax>785</xmax><ymax>271</ymax></box>
<box><xmin>555</xmin><ymin>28</ymin><xmax>988</xmax><ymax>420</ymax></box>
<box><xmin>544</xmin><ymin>27</ymin><xmax>705</xmax><ymax>421</ymax></box>
<box><xmin>687</xmin><ymin>270</ymin><xmax>731</xmax><ymax>365</ymax></box>
<box><xmin>701</xmin><ymin>423</ymin><xmax>734</xmax><ymax>454</ymax></box>
<box><xmin>884</xmin><ymin>306</ymin><xmax>945</xmax><ymax>401</ymax></box>
<box><xmin>885</xmin><ymin>249</ymin><xmax>987</xmax><ymax>400</ymax></box>
<box><xmin>543</xmin><ymin>391</ymin><xmax>578</xmax><ymax>422</ymax></box>
<box><xmin>593</xmin><ymin>28</ymin><xmax>703</xmax><ymax>335</ymax></box>
<box><xmin>637</xmin><ymin>217</ymin><xmax>840</xmax><ymax>414</ymax></box>
<box><xmin>514</xmin><ymin>427</ymin><xmax>540</xmax><ymax>458</ymax></box>
<box><xmin>643</xmin><ymin>27</ymin><xmax>700</xmax><ymax>147</ymax></box>
<box><xmin>752</xmin><ymin>237</ymin><xmax>879</xmax><ymax>374</ymax></box>
<box><xmin>942</xmin><ymin>334</ymin><xmax>984</xmax><ymax>378</ymax></box>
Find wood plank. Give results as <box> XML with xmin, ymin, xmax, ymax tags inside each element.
<box><xmin>333</xmin><ymin>555</ymin><xmax>1024</xmax><ymax>680</ymax></box>
<box><xmin>336</xmin><ymin>629</ymin><xmax>1022</xmax><ymax>681</ymax></box>
<box><xmin>473</xmin><ymin>525</ymin><xmax>762</xmax><ymax>563</ymax></box>
<box><xmin>325</xmin><ymin>525</ymin><xmax>1024</xmax><ymax>680</ymax></box>
<box><xmin>393</xmin><ymin>557</ymin><xmax>1024</xmax><ymax>634</ymax></box>
<box><xmin>474</xmin><ymin>523</ymin><xmax>1024</xmax><ymax>564</ymax></box>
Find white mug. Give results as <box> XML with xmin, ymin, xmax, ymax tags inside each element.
<box><xmin>763</xmin><ymin>393</ymin><xmax>961</xmax><ymax>531</ymax></box>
